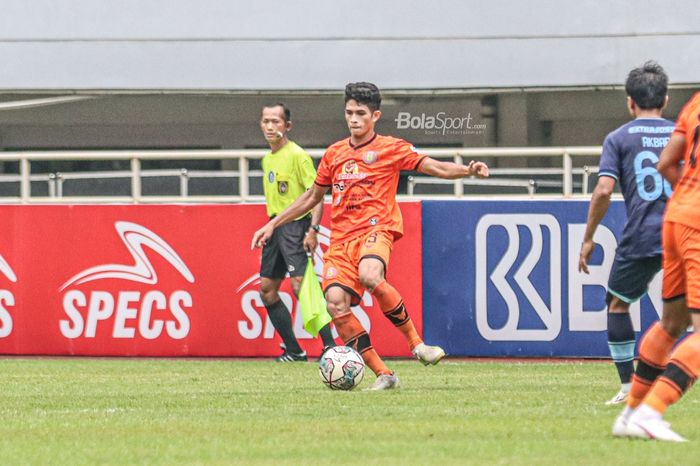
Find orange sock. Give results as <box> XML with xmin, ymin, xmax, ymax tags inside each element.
<box><xmin>628</xmin><ymin>322</ymin><xmax>676</xmax><ymax>408</ymax></box>
<box><xmin>372</xmin><ymin>280</ymin><xmax>422</xmax><ymax>350</ymax></box>
<box><xmin>333</xmin><ymin>312</ymin><xmax>391</xmax><ymax>376</ymax></box>
<box><xmin>645</xmin><ymin>333</ymin><xmax>700</xmax><ymax>414</ymax></box>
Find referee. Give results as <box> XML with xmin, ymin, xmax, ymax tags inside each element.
<box><xmin>258</xmin><ymin>103</ymin><xmax>336</xmax><ymax>361</ymax></box>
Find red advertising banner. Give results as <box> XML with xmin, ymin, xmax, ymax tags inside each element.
<box><xmin>0</xmin><ymin>203</ymin><xmax>422</xmax><ymax>357</ymax></box>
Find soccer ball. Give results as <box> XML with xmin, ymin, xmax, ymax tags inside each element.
<box><xmin>318</xmin><ymin>346</ymin><xmax>365</xmax><ymax>390</ymax></box>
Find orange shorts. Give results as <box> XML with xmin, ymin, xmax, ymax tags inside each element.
<box><xmin>322</xmin><ymin>230</ymin><xmax>394</xmax><ymax>305</ymax></box>
<box><xmin>662</xmin><ymin>221</ymin><xmax>700</xmax><ymax>309</ymax></box>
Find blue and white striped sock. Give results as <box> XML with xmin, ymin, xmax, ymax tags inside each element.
<box><xmin>608</xmin><ymin>312</ymin><xmax>636</xmax><ymax>385</ymax></box>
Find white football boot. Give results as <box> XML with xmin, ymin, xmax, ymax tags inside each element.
<box><xmin>612</xmin><ymin>409</ymin><xmax>631</xmax><ymax>438</ymax></box>
<box><xmin>605</xmin><ymin>389</ymin><xmax>629</xmax><ymax>406</ymax></box>
<box><xmin>626</xmin><ymin>415</ymin><xmax>687</xmax><ymax>442</ymax></box>
<box><xmin>412</xmin><ymin>343</ymin><xmax>446</xmax><ymax>366</ymax></box>
<box><xmin>365</xmin><ymin>373</ymin><xmax>401</xmax><ymax>391</ymax></box>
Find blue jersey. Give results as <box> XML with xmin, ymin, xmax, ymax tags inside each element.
<box><xmin>598</xmin><ymin>118</ymin><xmax>675</xmax><ymax>259</ymax></box>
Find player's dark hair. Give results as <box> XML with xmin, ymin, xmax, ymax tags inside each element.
<box><xmin>625</xmin><ymin>61</ymin><xmax>668</xmax><ymax>110</ymax></box>
<box><xmin>261</xmin><ymin>103</ymin><xmax>290</xmax><ymax>122</ymax></box>
<box><xmin>344</xmin><ymin>82</ymin><xmax>381</xmax><ymax>112</ymax></box>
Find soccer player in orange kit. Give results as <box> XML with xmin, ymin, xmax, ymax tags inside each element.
<box><xmin>252</xmin><ymin>82</ymin><xmax>489</xmax><ymax>390</ymax></box>
<box><xmin>613</xmin><ymin>91</ymin><xmax>700</xmax><ymax>441</ymax></box>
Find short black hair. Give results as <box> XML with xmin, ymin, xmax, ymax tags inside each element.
<box><xmin>344</xmin><ymin>82</ymin><xmax>381</xmax><ymax>112</ymax></box>
<box><xmin>261</xmin><ymin>103</ymin><xmax>290</xmax><ymax>122</ymax></box>
<box><xmin>625</xmin><ymin>61</ymin><xmax>668</xmax><ymax>109</ymax></box>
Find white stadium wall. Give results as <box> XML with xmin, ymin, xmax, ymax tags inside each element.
<box><xmin>0</xmin><ymin>0</ymin><xmax>698</xmax><ymax>90</ymax></box>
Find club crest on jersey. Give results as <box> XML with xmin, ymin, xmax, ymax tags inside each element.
<box><xmin>369</xmin><ymin>218</ymin><xmax>378</xmax><ymax>226</ymax></box>
<box><xmin>278</xmin><ymin>181</ymin><xmax>288</xmax><ymax>194</ymax></box>
<box><xmin>343</xmin><ymin>160</ymin><xmax>359</xmax><ymax>174</ymax></box>
<box><xmin>268</xmin><ymin>171</ymin><xmax>275</xmax><ymax>183</ymax></box>
<box><xmin>363</xmin><ymin>151</ymin><xmax>377</xmax><ymax>164</ymax></box>
<box><xmin>325</xmin><ymin>267</ymin><xmax>338</xmax><ymax>279</ymax></box>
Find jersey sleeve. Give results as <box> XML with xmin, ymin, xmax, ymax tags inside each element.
<box><xmin>597</xmin><ymin>133</ymin><xmax>620</xmax><ymax>181</ymax></box>
<box><xmin>395</xmin><ymin>139</ymin><xmax>428</xmax><ymax>171</ymax></box>
<box><xmin>315</xmin><ymin>150</ymin><xmax>333</xmax><ymax>187</ymax></box>
<box><xmin>673</xmin><ymin>94</ymin><xmax>699</xmax><ymax>136</ymax></box>
<box><xmin>297</xmin><ymin>151</ymin><xmax>317</xmax><ymax>190</ymax></box>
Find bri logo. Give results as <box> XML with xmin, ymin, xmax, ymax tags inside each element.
<box><xmin>475</xmin><ymin>214</ymin><xmax>561</xmax><ymax>341</ymax></box>
<box><xmin>59</xmin><ymin>221</ymin><xmax>195</xmax><ymax>340</ymax></box>
<box><xmin>0</xmin><ymin>253</ymin><xmax>16</xmax><ymax>338</ymax></box>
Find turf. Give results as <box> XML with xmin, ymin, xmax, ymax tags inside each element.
<box><xmin>0</xmin><ymin>358</ymin><xmax>697</xmax><ymax>465</ymax></box>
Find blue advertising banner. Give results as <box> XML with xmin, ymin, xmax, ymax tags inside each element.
<box><xmin>422</xmin><ymin>200</ymin><xmax>663</xmax><ymax>357</ymax></box>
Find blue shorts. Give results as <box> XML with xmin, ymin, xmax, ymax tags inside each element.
<box><xmin>607</xmin><ymin>254</ymin><xmax>662</xmax><ymax>304</ymax></box>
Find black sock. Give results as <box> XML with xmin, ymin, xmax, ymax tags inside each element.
<box><xmin>607</xmin><ymin>312</ymin><xmax>635</xmax><ymax>384</ymax></box>
<box><xmin>264</xmin><ymin>300</ymin><xmax>303</xmax><ymax>354</ymax></box>
<box><xmin>318</xmin><ymin>323</ymin><xmax>336</xmax><ymax>348</ymax></box>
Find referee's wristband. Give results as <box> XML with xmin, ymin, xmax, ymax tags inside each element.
<box><xmin>306</xmin><ymin>224</ymin><xmax>320</xmax><ymax>235</ymax></box>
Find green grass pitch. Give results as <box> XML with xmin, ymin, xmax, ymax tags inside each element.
<box><xmin>1</xmin><ymin>358</ymin><xmax>698</xmax><ymax>465</ymax></box>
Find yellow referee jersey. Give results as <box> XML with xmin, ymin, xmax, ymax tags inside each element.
<box><xmin>261</xmin><ymin>140</ymin><xmax>316</xmax><ymax>218</ymax></box>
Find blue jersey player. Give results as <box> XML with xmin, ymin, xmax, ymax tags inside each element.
<box><xmin>578</xmin><ymin>61</ymin><xmax>673</xmax><ymax>405</ymax></box>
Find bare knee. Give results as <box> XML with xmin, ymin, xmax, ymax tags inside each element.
<box><xmin>607</xmin><ymin>295</ymin><xmax>630</xmax><ymax>314</ymax></box>
<box><xmin>259</xmin><ymin>280</ymin><xmax>281</xmax><ymax>306</ymax></box>
<box><xmin>358</xmin><ymin>258</ymin><xmax>385</xmax><ymax>292</ymax></box>
<box><xmin>290</xmin><ymin>276</ymin><xmax>302</xmax><ymax>297</ymax></box>
<box><xmin>661</xmin><ymin>298</ymin><xmax>691</xmax><ymax>338</ymax></box>
<box><xmin>325</xmin><ymin>287</ymin><xmax>352</xmax><ymax>318</ymax></box>
<box><xmin>661</xmin><ymin>312</ymin><xmax>691</xmax><ymax>338</ymax></box>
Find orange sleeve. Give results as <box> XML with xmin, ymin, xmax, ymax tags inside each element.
<box><xmin>314</xmin><ymin>149</ymin><xmax>333</xmax><ymax>187</ymax></box>
<box><xmin>395</xmin><ymin>139</ymin><xmax>428</xmax><ymax>171</ymax></box>
<box><xmin>674</xmin><ymin>93</ymin><xmax>700</xmax><ymax>136</ymax></box>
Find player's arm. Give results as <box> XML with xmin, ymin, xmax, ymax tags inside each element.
<box><xmin>578</xmin><ymin>176</ymin><xmax>616</xmax><ymax>274</ymax></box>
<box><xmin>303</xmin><ymin>200</ymin><xmax>323</xmax><ymax>254</ymax></box>
<box><xmin>418</xmin><ymin>157</ymin><xmax>489</xmax><ymax>179</ymax></box>
<box><xmin>298</xmin><ymin>152</ymin><xmax>324</xmax><ymax>253</ymax></box>
<box><xmin>658</xmin><ymin>134</ymin><xmax>687</xmax><ymax>187</ymax></box>
<box><xmin>251</xmin><ymin>184</ymin><xmax>328</xmax><ymax>249</ymax></box>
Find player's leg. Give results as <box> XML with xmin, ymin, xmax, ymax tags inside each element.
<box><xmin>606</xmin><ymin>295</ymin><xmax>634</xmax><ymax>404</ymax></box>
<box><xmin>613</xmin><ymin>298</ymin><xmax>687</xmax><ymax>436</ymax></box>
<box><xmin>616</xmin><ymin>221</ymin><xmax>690</xmax><ymax>440</ymax></box>
<box><xmin>323</xmin><ymin>239</ymin><xmax>399</xmax><ymax>390</ymax></box>
<box><xmin>625</xmin><ymin>223</ymin><xmax>700</xmax><ymax>441</ymax></box>
<box><xmin>626</xmin><ymin>224</ymin><xmax>688</xmax><ymax>411</ymax></box>
<box><xmin>324</xmin><ymin>285</ymin><xmax>399</xmax><ymax>390</ymax></box>
<box><xmin>260</xmin><ymin>226</ymin><xmax>306</xmax><ymax>361</ymax></box>
<box><xmin>260</xmin><ymin>276</ymin><xmax>306</xmax><ymax>360</ymax></box>
<box><xmin>623</xmin><ymin>305</ymin><xmax>693</xmax><ymax>442</ymax></box>
<box><xmin>626</xmin><ymin>316</ymin><xmax>699</xmax><ymax>442</ymax></box>
<box><xmin>358</xmin><ymin>232</ymin><xmax>444</xmax><ymax>365</ymax></box>
<box><xmin>605</xmin><ymin>255</ymin><xmax>662</xmax><ymax>405</ymax></box>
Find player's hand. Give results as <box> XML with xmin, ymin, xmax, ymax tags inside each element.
<box><xmin>303</xmin><ymin>230</ymin><xmax>318</xmax><ymax>256</ymax></box>
<box><xmin>467</xmin><ymin>160</ymin><xmax>489</xmax><ymax>178</ymax></box>
<box><xmin>251</xmin><ymin>223</ymin><xmax>274</xmax><ymax>250</ymax></box>
<box><xmin>578</xmin><ymin>239</ymin><xmax>594</xmax><ymax>274</ymax></box>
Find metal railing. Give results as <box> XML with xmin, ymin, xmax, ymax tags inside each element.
<box><xmin>408</xmin><ymin>166</ymin><xmax>600</xmax><ymax>197</ymax></box>
<box><xmin>0</xmin><ymin>146</ymin><xmax>602</xmax><ymax>203</ymax></box>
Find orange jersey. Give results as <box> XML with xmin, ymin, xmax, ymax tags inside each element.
<box><xmin>665</xmin><ymin>92</ymin><xmax>700</xmax><ymax>228</ymax></box>
<box><xmin>315</xmin><ymin>134</ymin><xmax>427</xmax><ymax>244</ymax></box>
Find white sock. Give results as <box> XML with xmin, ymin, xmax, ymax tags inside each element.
<box><xmin>620</xmin><ymin>405</ymin><xmax>634</xmax><ymax>420</ymax></box>
<box><xmin>620</xmin><ymin>382</ymin><xmax>631</xmax><ymax>393</ymax></box>
<box><xmin>632</xmin><ymin>403</ymin><xmax>662</xmax><ymax>421</ymax></box>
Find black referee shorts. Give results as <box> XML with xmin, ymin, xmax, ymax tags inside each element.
<box><xmin>260</xmin><ymin>216</ymin><xmax>311</xmax><ymax>279</ymax></box>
